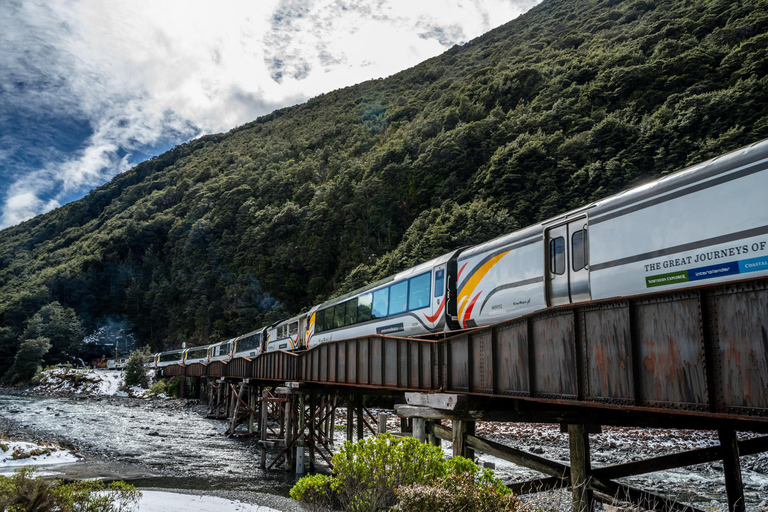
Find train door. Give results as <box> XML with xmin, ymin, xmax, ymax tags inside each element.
<box><xmin>431</xmin><ymin>264</ymin><xmax>447</xmax><ymax>326</ymax></box>
<box><xmin>546</xmin><ymin>218</ymin><xmax>591</xmax><ymax>306</ymax></box>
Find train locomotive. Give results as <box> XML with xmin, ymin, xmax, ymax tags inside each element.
<box><xmin>153</xmin><ymin>138</ymin><xmax>768</xmax><ymax>368</ymax></box>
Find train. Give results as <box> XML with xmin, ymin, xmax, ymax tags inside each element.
<box><xmin>153</xmin><ymin>138</ymin><xmax>768</xmax><ymax>368</ymax></box>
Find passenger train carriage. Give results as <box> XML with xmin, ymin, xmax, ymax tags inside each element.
<box><xmin>153</xmin><ymin>139</ymin><xmax>768</xmax><ymax>365</ymax></box>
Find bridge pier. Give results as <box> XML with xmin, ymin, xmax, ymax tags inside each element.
<box><xmin>567</xmin><ymin>424</ymin><xmax>594</xmax><ymax>512</ymax></box>
<box><xmin>718</xmin><ymin>429</ymin><xmax>745</xmax><ymax>512</ymax></box>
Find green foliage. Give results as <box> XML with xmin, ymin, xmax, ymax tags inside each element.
<box><xmin>148</xmin><ymin>380</ymin><xmax>167</xmax><ymax>396</ymax></box>
<box><xmin>289</xmin><ymin>473</ymin><xmax>333</xmax><ymax>512</ymax></box>
<box><xmin>291</xmin><ymin>437</ymin><xmax>517</xmax><ymax>512</ymax></box>
<box><xmin>3</xmin><ymin>337</ymin><xmax>51</xmax><ymax>384</ymax></box>
<box><xmin>330</xmin><ymin>434</ymin><xmax>445</xmax><ymax>511</ymax></box>
<box><xmin>0</xmin><ymin>467</ymin><xmax>140</xmax><ymax>512</ymax></box>
<box><xmin>17</xmin><ymin>303</ymin><xmax>83</xmax><ymax>367</ymax></box>
<box><xmin>123</xmin><ymin>346</ymin><xmax>152</xmax><ymax>388</ymax></box>
<box><xmin>166</xmin><ymin>377</ymin><xmax>181</xmax><ymax>397</ymax></box>
<box><xmin>394</xmin><ymin>461</ymin><xmax>518</xmax><ymax>512</ymax></box>
<box><xmin>2</xmin><ymin>0</ymin><xmax>768</xmax><ymax>363</ymax></box>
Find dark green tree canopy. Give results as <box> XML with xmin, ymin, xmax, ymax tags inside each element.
<box><xmin>1</xmin><ymin>0</ymin><xmax>767</xmax><ymax>372</ymax></box>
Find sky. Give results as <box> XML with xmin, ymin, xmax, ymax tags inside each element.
<box><xmin>0</xmin><ymin>0</ymin><xmax>541</xmax><ymax>230</ymax></box>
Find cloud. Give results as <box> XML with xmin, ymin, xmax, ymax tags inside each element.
<box><xmin>0</xmin><ymin>0</ymin><xmax>540</xmax><ymax>229</ymax></box>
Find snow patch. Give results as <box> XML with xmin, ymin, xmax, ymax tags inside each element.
<box><xmin>135</xmin><ymin>491</ymin><xmax>280</xmax><ymax>512</ymax></box>
<box><xmin>0</xmin><ymin>440</ymin><xmax>78</xmax><ymax>474</ymax></box>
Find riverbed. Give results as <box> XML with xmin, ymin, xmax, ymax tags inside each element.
<box><xmin>1</xmin><ymin>392</ymin><xmax>767</xmax><ymax>511</ymax></box>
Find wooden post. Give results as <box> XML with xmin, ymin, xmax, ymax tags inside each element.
<box><xmin>296</xmin><ymin>393</ymin><xmax>306</xmax><ymax>474</ymax></box>
<box><xmin>413</xmin><ymin>418</ymin><xmax>426</xmax><ymax>442</ymax></box>
<box><xmin>330</xmin><ymin>396</ymin><xmax>337</xmax><ymax>445</ymax></box>
<box><xmin>259</xmin><ymin>389</ymin><xmax>268</xmax><ymax>470</ymax></box>
<box><xmin>215</xmin><ymin>382</ymin><xmax>222</xmax><ymax>418</ymax></box>
<box><xmin>309</xmin><ymin>395</ymin><xmax>316</xmax><ymax>472</ymax></box>
<box><xmin>346</xmin><ymin>399</ymin><xmax>354</xmax><ymax>442</ymax></box>
<box><xmin>179</xmin><ymin>377</ymin><xmax>186</xmax><ymax>399</ymax></box>
<box><xmin>285</xmin><ymin>395</ymin><xmax>294</xmax><ymax>471</ymax></box>
<box><xmin>377</xmin><ymin>413</ymin><xmax>387</xmax><ymax>434</ymax></box>
<box><xmin>568</xmin><ymin>424</ymin><xmax>594</xmax><ymax>512</ymax></box>
<box><xmin>355</xmin><ymin>395</ymin><xmax>364</xmax><ymax>441</ymax></box>
<box><xmin>247</xmin><ymin>386</ymin><xmax>255</xmax><ymax>434</ymax></box>
<box><xmin>452</xmin><ymin>420</ymin><xmax>475</xmax><ymax>459</ymax></box>
<box><xmin>718</xmin><ymin>429</ymin><xmax>746</xmax><ymax>512</ymax></box>
<box><xmin>427</xmin><ymin>421</ymin><xmax>441</xmax><ymax>447</ymax></box>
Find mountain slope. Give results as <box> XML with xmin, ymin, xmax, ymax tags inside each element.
<box><xmin>1</xmin><ymin>0</ymin><xmax>767</xmax><ymax>368</ymax></box>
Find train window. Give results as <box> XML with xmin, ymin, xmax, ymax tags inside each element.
<box><xmin>389</xmin><ymin>281</ymin><xmax>408</xmax><ymax>315</ymax></box>
<box><xmin>334</xmin><ymin>303</ymin><xmax>345</xmax><ymax>329</ymax></box>
<box><xmin>315</xmin><ymin>309</ymin><xmax>325</xmax><ymax>333</ymax></box>
<box><xmin>358</xmin><ymin>293</ymin><xmax>372</xmax><ymax>322</ymax></box>
<box><xmin>434</xmin><ymin>269</ymin><xmax>444</xmax><ymax>298</ymax></box>
<box><xmin>572</xmin><ymin>230</ymin><xmax>585</xmax><ymax>271</ymax></box>
<box><xmin>408</xmin><ymin>273</ymin><xmax>430</xmax><ymax>310</ymax></box>
<box><xmin>550</xmin><ymin>237</ymin><xmax>565</xmax><ymax>275</ymax></box>
<box><xmin>345</xmin><ymin>299</ymin><xmax>357</xmax><ymax>326</ymax></box>
<box><xmin>372</xmin><ymin>288</ymin><xmax>389</xmax><ymax>319</ymax></box>
<box><xmin>289</xmin><ymin>322</ymin><xmax>298</xmax><ymax>336</ymax></box>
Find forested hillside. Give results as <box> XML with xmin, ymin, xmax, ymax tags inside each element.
<box><xmin>1</xmin><ymin>0</ymin><xmax>767</xmax><ymax>372</ymax></box>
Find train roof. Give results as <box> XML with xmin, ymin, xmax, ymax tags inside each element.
<box><xmin>460</xmin><ymin>137</ymin><xmax>768</xmax><ymax>259</ymax></box>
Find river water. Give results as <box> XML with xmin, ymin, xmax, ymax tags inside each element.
<box><xmin>0</xmin><ymin>393</ymin><xmax>302</xmax><ymax>510</ymax></box>
<box><xmin>1</xmin><ymin>392</ymin><xmax>767</xmax><ymax>511</ymax></box>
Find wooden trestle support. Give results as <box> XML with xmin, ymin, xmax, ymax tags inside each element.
<box><xmin>396</xmin><ymin>393</ymin><xmax>768</xmax><ymax>512</ymax></box>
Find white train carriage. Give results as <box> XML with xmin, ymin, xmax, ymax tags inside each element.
<box><xmin>184</xmin><ymin>345</ymin><xmax>209</xmax><ymax>365</ymax></box>
<box><xmin>455</xmin><ymin>139</ymin><xmax>768</xmax><ymax>328</ymax></box>
<box><xmin>155</xmin><ymin>349</ymin><xmax>184</xmax><ymax>368</ymax></box>
<box><xmin>266</xmin><ymin>314</ymin><xmax>305</xmax><ymax>352</ymax></box>
<box><xmin>208</xmin><ymin>338</ymin><xmax>235</xmax><ymax>362</ymax></box>
<box><xmin>306</xmin><ymin>251</ymin><xmax>460</xmax><ymax>348</ymax></box>
<box><xmin>233</xmin><ymin>328</ymin><xmax>268</xmax><ymax>358</ymax></box>
<box><xmin>152</xmin><ymin>139</ymin><xmax>768</xmax><ymax>366</ymax></box>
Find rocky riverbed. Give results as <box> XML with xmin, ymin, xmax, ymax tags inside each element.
<box><xmin>2</xmin><ymin>369</ymin><xmax>767</xmax><ymax>511</ymax></box>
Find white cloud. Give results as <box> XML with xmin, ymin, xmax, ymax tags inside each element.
<box><xmin>0</xmin><ymin>0</ymin><xmax>540</xmax><ymax>229</ymax></box>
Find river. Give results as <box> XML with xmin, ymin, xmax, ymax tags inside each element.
<box><xmin>0</xmin><ymin>393</ymin><xmax>302</xmax><ymax>510</ymax></box>
<box><xmin>1</xmin><ymin>392</ymin><xmax>767</xmax><ymax>511</ymax></box>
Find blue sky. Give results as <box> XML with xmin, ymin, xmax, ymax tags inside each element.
<box><xmin>0</xmin><ymin>0</ymin><xmax>540</xmax><ymax>229</ymax></box>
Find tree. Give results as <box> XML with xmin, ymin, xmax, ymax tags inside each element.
<box><xmin>3</xmin><ymin>337</ymin><xmax>51</xmax><ymax>384</ymax></box>
<box><xmin>21</xmin><ymin>303</ymin><xmax>84</xmax><ymax>365</ymax></box>
<box><xmin>124</xmin><ymin>346</ymin><xmax>153</xmax><ymax>388</ymax></box>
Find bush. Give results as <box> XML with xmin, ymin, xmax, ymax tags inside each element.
<box><xmin>124</xmin><ymin>346</ymin><xmax>152</xmax><ymax>388</ymax></box>
<box><xmin>291</xmin><ymin>436</ymin><xmax>519</xmax><ymax>512</ymax></box>
<box><xmin>0</xmin><ymin>466</ymin><xmax>141</xmax><ymax>512</ymax></box>
<box><xmin>395</xmin><ymin>457</ymin><xmax>518</xmax><ymax>512</ymax></box>
<box><xmin>166</xmin><ymin>377</ymin><xmax>181</xmax><ymax>397</ymax></box>
<box><xmin>331</xmin><ymin>433</ymin><xmax>445</xmax><ymax>512</ymax></box>
<box><xmin>289</xmin><ymin>474</ymin><xmax>333</xmax><ymax>512</ymax></box>
<box><xmin>148</xmin><ymin>381</ymin><xmax>167</xmax><ymax>396</ymax></box>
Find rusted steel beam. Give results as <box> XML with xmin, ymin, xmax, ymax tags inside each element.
<box><xmin>592</xmin><ymin>435</ymin><xmax>768</xmax><ymax>480</ymax></box>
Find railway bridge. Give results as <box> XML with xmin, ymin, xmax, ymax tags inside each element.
<box><xmin>160</xmin><ymin>276</ymin><xmax>768</xmax><ymax>512</ymax></box>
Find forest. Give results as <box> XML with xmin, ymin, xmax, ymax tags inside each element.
<box><xmin>1</xmin><ymin>0</ymin><xmax>767</xmax><ymax>376</ymax></box>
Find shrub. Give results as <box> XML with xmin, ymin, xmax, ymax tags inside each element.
<box><xmin>395</xmin><ymin>457</ymin><xmax>518</xmax><ymax>512</ymax></box>
<box><xmin>124</xmin><ymin>346</ymin><xmax>152</xmax><ymax>388</ymax></box>
<box><xmin>331</xmin><ymin>433</ymin><xmax>445</xmax><ymax>512</ymax></box>
<box><xmin>289</xmin><ymin>473</ymin><xmax>333</xmax><ymax>512</ymax></box>
<box><xmin>148</xmin><ymin>381</ymin><xmax>167</xmax><ymax>396</ymax></box>
<box><xmin>0</xmin><ymin>466</ymin><xmax>141</xmax><ymax>512</ymax></box>
<box><xmin>166</xmin><ymin>377</ymin><xmax>181</xmax><ymax>397</ymax></box>
<box><xmin>291</xmin><ymin>433</ymin><xmax>446</xmax><ymax>512</ymax></box>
